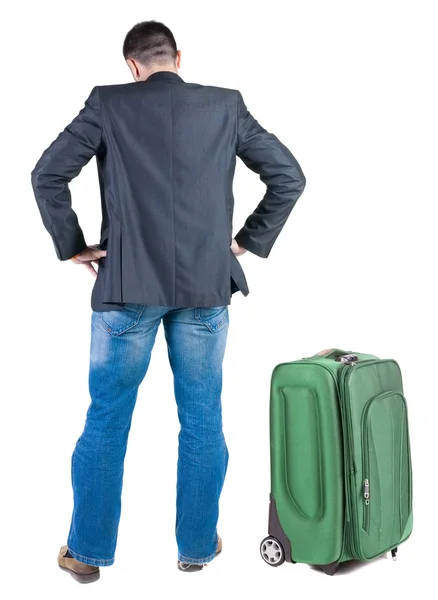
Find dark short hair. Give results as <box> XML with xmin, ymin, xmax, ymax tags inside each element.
<box><xmin>123</xmin><ymin>21</ymin><xmax>177</xmax><ymax>67</ymax></box>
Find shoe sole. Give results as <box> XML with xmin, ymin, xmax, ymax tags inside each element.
<box><xmin>178</xmin><ymin>548</ymin><xmax>222</xmax><ymax>572</ymax></box>
<box><xmin>59</xmin><ymin>565</ymin><xmax>100</xmax><ymax>584</ymax></box>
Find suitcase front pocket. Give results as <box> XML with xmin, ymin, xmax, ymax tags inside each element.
<box><xmin>360</xmin><ymin>391</ymin><xmax>412</xmax><ymax>552</ymax></box>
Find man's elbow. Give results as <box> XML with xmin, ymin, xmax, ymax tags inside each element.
<box><xmin>297</xmin><ymin>170</ymin><xmax>306</xmax><ymax>194</ymax></box>
<box><xmin>284</xmin><ymin>163</ymin><xmax>306</xmax><ymax>197</ymax></box>
<box><xmin>294</xmin><ymin>159</ymin><xmax>306</xmax><ymax>194</ymax></box>
<box><xmin>31</xmin><ymin>157</ymin><xmax>55</xmax><ymax>197</ymax></box>
<box><xmin>31</xmin><ymin>160</ymin><xmax>44</xmax><ymax>194</ymax></box>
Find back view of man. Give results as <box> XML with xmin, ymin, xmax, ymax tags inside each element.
<box><xmin>31</xmin><ymin>21</ymin><xmax>306</xmax><ymax>582</ymax></box>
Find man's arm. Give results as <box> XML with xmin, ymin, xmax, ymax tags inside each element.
<box><xmin>31</xmin><ymin>87</ymin><xmax>102</xmax><ymax>261</ymax></box>
<box><xmin>234</xmin><ymin>92</ymin><xmax>306</xmax><ymax>258</ymax></box>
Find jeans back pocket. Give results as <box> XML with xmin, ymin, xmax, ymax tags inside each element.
<box><xmin>194</xmin><ymin>306</ymin><xmax>228</xmax><ymax>333</ymax></box>
<box><xmin>97</xmin><ymin>303</ymin><xmax>146</xmax><ymax>336</ymax></box>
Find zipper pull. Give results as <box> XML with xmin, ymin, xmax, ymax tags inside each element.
<box><xmin>364</xmin><ymin>479</ymin><xmax>370</xmax><ymax>503</ymax></box>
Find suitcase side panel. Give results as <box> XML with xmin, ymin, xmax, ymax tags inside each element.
<box><xmin>342</xmin><ymin>360</ymin><xmax>413</xmax><ymax>559</ymax></box>
<box><xmin>270</xmin><ymin>363</ymin><xmax>344</xmax><ymax>565</ymax></box>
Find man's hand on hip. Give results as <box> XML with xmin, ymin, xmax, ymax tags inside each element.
<box><xmin>71</xmin><ymin>245</ymin><xmax>107</xmax><ymax>278</ymax></box>
<box><xmin>231</xmin><ymin>238</ymin><xmax>247</xmax><ymax>257</ymax></box>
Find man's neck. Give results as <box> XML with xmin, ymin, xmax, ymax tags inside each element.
<box><xmin>146</xmin><ymin>66</ymin><xmax>178</xmax><ymax>79</ymax></box>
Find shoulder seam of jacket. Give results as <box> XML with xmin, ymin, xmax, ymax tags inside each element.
<box><xmin>94</xmin><ymin>86</ymin><xmax>104</xmax><ymax>151</ymax></box>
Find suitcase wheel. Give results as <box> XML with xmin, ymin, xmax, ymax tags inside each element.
<box><xmin>260</xmin><ymin>536</ymin><xmax>285</xmax><ymax>567</ymax></box>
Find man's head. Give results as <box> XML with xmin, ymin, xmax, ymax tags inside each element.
<box><xmin>123</xmin><ymin>21</ymin><xmax>180</xmax><ymax>81</ymax></box>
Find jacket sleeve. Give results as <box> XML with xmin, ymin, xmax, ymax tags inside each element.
<box><xmin>31</xmin><ymin>87</ymin><xmax>102</xmax><ymax>260</ymax></box>
<box><xmin>234</xmin><ymin>92</ymin><xmax>306</xmax><ymax>258</ymax></box>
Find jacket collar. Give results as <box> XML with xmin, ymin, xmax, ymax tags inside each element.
<box><xmin>146</xmin><ymin>71</ymin><xmax>184</xmax><ymax>83</ymax></box>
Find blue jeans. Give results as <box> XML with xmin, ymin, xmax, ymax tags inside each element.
<box><xmin>66</xmin><ymin>304</ymin><xmax>229</xmax><ymax>567</ymax></box>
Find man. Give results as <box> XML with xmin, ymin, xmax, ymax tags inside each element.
<box><xmin>31</xmin><ymin>20</ymin><xmax>306</xmax><ymax>583</ymax></box>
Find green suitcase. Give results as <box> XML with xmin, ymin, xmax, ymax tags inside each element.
<box><xmin>260</xmin><ymin>349</ymin><xmax>413</xmax><ymax>575</ymax></box>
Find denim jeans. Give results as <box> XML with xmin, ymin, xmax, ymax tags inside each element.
<box><xmin>66</xmin><ymin>304</ymin><xmax>229</xmax><ymax>567</ymax></box>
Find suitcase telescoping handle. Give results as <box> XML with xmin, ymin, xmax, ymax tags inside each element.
<box><xmin>310</xmin><ymin>348</ymin><xmax>359</xmax><ymax>363</ymax></box>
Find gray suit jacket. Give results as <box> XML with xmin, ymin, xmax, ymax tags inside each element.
<box><xmin>31</xmin><ymin>71</ymin><xmax>306</xmax><ymax>310</ymax></box>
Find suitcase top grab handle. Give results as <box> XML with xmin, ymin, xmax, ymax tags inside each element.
<box><xmin>310</xmin><ymin>348</ymin><xmax>358</xmax><ymax>362</ymax></box>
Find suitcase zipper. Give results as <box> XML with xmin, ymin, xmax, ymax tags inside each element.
<box><xmin>362</xmin><ymin>399</ymin><xmax>373</xmax><ymax>534</ymax></box>
<box><xmin>339</xmin><ymin>360</ymin><xmax>380</xmax><ymax>559</ymax></box>
<box><xmin>339</xmin><ymin>364</ymin><xmax>361</xmax><ymax>557</ymax></box>
<box><xmin>363</xmin><ymin>478</ymin><xmax>370</xmax><ymax>533</ymax></box>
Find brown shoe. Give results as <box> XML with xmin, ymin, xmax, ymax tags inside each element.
<box><xmin>177</xmin><ymin>536</ymin><xmax>223</xmax><ymax>572</ymax></box>
<box><xmin>58</xmin><ymin>545</ymin><xmax>100</xmax><ymax>584</ymax></box>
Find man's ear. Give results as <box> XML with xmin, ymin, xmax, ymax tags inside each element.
<box><xmin>176</xmin><ymin>50</ymin><xmax>182</xmax><ymax>69</ymax></box>
<box><xmin>126</xmin><ymin>58</ymin><xmax>140</xmax><ymax>80</ymax></box>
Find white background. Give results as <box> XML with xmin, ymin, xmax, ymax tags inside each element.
<box><xmin>1</xmin><ymin>0</ymin><xmax>437</xmax><ymax>598</ymax></box>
